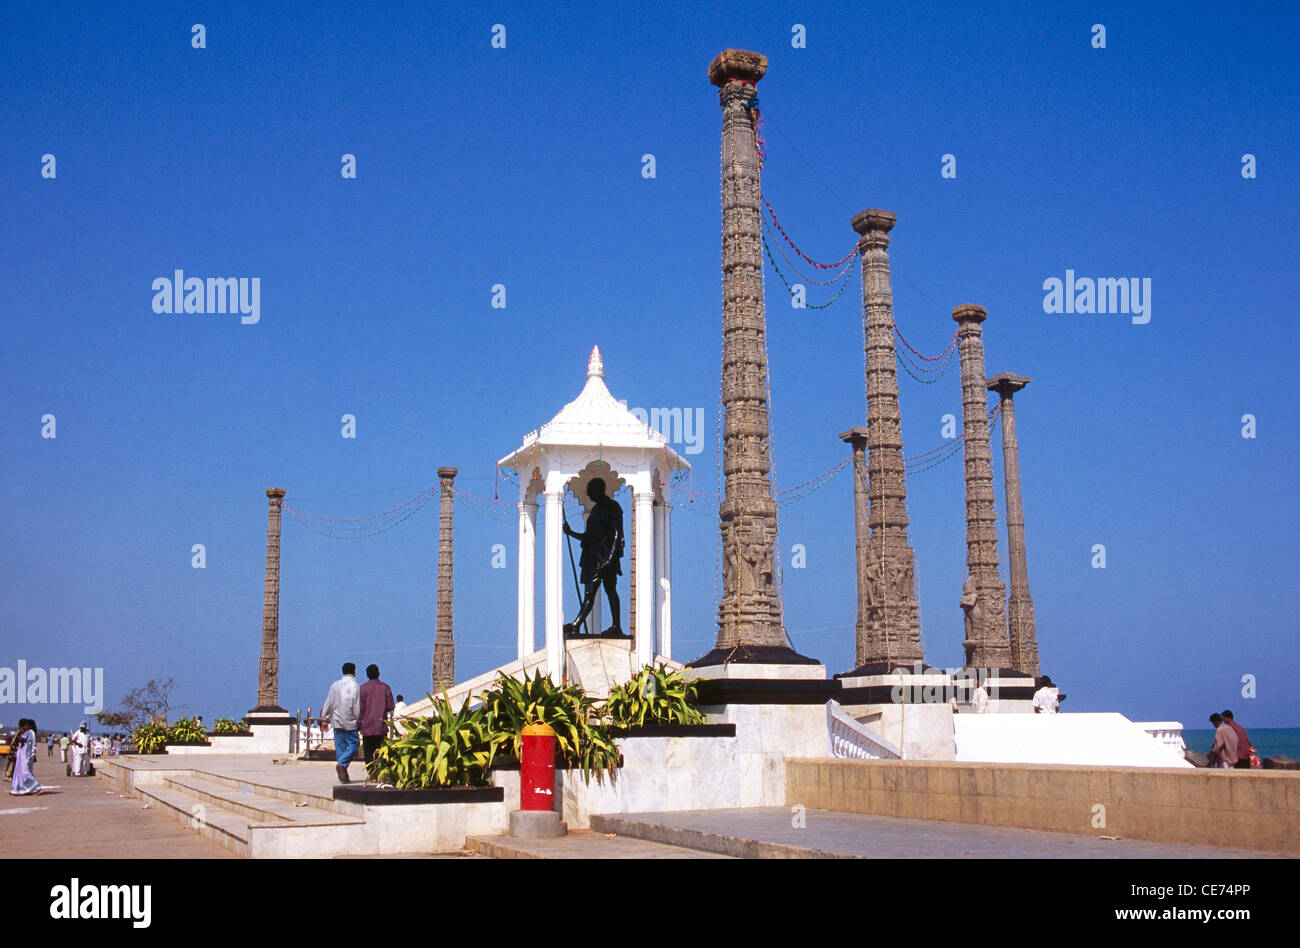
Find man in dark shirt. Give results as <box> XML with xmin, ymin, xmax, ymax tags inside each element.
<box><xmin>1221</xmin><ymin>709</ymin><xmax>1254</xmax><ymax>769</ymax></box>
<box><xmin>562</xmin><ymin>477</ymin><xmax>624</xmax><ymax>636</ymax></box>
<box><xmin>359</xmin><ymin>664</ymin><xmax>395</xmax><ymax>783</ymax></box>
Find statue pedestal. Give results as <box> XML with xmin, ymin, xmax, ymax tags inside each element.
<box><xmin>687</xmin><ymin>647</ymin><xmax>830</xmax><ymax>806</ymax></box>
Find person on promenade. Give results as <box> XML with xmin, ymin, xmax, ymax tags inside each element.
<box><xmin>10</xmin><ymin>719</ymin><xmax>43</xmax><ymax>796</ymax></box>
<box><xmin>1207</xmin><ymin>713</ymin><xmax>1238</xmax><ymax>769</ymax></box>
<box><xmin>321</xmin><ymin>663</ymin><xmax>361</xmax><ymax>784</ymax></box>
<box><xmin>1032</xmin><ymin>676</ymin><xmax>1059</xmax><ymax>713</ymax></box>
<box><xmin>1221</xmin><ymin>710</ymin><xmax>1255</xmax><ymax>769</ymax></box>
<box><xmin>359</xmin><ymin>664</ymin><xmax>395</xmax><ymax>783</ymax></box>
<box><xmin>59</xmin><ymin>732</ymin><xmax>69</xmax><ymax>763</ymax></box>
<box><xmin>393</xmin><ymin>694</ymin><xmax>406</xmax><ymax>720</ymax></box>
<box><xmin>972</xmin><ymin>677</ymin><xmax>990</xmax><ymax>713</ymax></box>
<box><xmin>46</xmin><ymin>732</ymin><xmax>54</xmax><ymax>757</ymax></box>
<box><xmin>68</xmin><ymin>723</ymin><xmax>89</xmax><ymax>777</ymax></box>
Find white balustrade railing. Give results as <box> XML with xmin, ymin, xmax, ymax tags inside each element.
<box><xmin>826</xmin><ymin>700</ymin><xmax>902</xmax><ymax>760</ymax></box>
<box><xmin>1135</xmin><ymin>721</ymin><xmax>1186</xmax><ymax>754</ymax></box>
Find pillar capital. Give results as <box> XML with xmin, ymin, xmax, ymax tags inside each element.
<box><xmin>266</xmin><ymin>487</ymin><xmax>286</xmax><ymax>501</ymax></box>
<box><xmin>437</xmin><ymin>466</ymin><xmax>459</xmax><ymax>481</ymax></box>
<box><xmin>953</xmin><ymin>303</ymin><xmax>987</xmax><ymax>325</ymax></box>
<box><xmin>708</xmin><ymin>49</ymin><xmax>767</xmax><ymax>87</ymax></box>
<box><xmin>987</xmin><ymin>373</ymin><xmax>1031</xmax><ymax>398</ymax></box>
<box><xmin>838</xmin><ymin>426</ymin><xmax>869</xmax><ymax>451</ymax></box>
<box><xmin>852</xmin><ymin>209</ymin><xmax>896</xmax><ymax>253</ymax></box>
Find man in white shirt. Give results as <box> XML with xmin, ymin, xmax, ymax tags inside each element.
<box><xmin>1032</xmin><ymin>676</ymin><xmax>1059</xmax><ymax>714</ymax></box>
<box><xmin>972</xmin><ymin>679</ymin><xmax>990</xmax><ymax>713</ymax></box>
<box><xmin>320</xmin><ymin>663</ymin><xmax>361</xmax><ymax>783</ymax></box>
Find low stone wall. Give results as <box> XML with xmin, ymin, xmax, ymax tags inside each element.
<box><xmin>493</xmin><ymin>730</ymin><xmax>741</xmax><ymax>829</ymax></box>
<box><xmin>785</xmin><ymin>758</ymin><xmax>1300</xmax><ymax>854</ymax></box>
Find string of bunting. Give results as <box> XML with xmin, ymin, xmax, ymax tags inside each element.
<box><xmin>763</xmin><ymin>231</ymin><xmax>858</xmax><ymax>309</ymax></box>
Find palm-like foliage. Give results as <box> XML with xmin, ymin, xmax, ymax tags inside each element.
<box><xmin>131</xmin><ymin>722</ymin><xmax>168</xmax><ymax>753</ymax></box>
<box><xmin>479</xmin><ymin>670</ymin><xmax>620</xmax><ymax>782</ymax></box>
<box><xmin>166</xmin><ymin>715</ymin><xmax>207</xmax><ymax>743</ymax></box>
<box><xmin>211</xmin><ymin>717</ymin><xmax>249</xmax><ymax>735</ymax></box>
<box><xmin>366</xmin><ymin>694</ymin><xmax>504</xmax><ymax>788</ymax></box>
<box><xmin>604</xmin><ymin>664</ymin><xmax>706</xmax><ymax>728</ymax></box>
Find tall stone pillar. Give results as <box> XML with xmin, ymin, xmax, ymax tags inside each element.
<box><xmin>847</xmin><ymin>210</ymin><xmax>924</xmax><ymax>669</ymax></box>
<box><xmin>838</xmin><ymin>428</ymin><xmax>871</xmax><ymax>667</ymax></box>
<box><xmin>987</xmin><ymin>374</ymin><xmax>1040</xmax><ymax>676</ymax></box>
<box><xmin>704</xmin><ymin>48</ymin><xmax>792</xmax><ymax>658</ymax></box>
<box><xmin>953</xmin><ymin>305</ymin><xmax>1011</xmax><ymax>669</ymax></box>
<box><xmin>253</xmin><ymin>487</ymin><xmax>288</xmax><ymax>713</ymax></box>
<box><xmin>432</xmin><ymin>467</ymin><xmax>457</xmax><ymax>691</ymax></box>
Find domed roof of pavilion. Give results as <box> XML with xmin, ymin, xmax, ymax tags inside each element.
<box><xmin>498</xmin><ymin>346</ymin><xmax>690</xmax><ymax>470</ymax></box>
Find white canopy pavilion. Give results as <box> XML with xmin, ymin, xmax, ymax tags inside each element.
<box><xmin>498</xmin><ymin>346</ymin><xmax>690</xmax><ymax>680</ymax></box>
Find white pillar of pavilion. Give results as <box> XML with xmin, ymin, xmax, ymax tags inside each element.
<box><xmin>499</xmin><ymin>346</ymin><xmax>689</xmax><ymax>682</ymax></box>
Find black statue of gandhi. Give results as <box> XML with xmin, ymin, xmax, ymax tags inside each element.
<box><xmin>562</xmin><ymin>477</ymin><xmax>624</xmax><ymax>636</ymax></box>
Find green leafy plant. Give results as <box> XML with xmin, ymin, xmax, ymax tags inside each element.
<box><xmin>604</xmin><ymin>664</ymin><xmax>706</xmax><ymax>728</ymax></box>
<box><xmin>366</xmin><ymin>694</ymin><xmax>503</xmax><ymax>789</ymax></box>
<box><xmin>131</xmin><ymin>722</ymin><xmax>168</xmax><ymax>754</ymax></box>
<box><xmin>166</xmin><ymin>715</ymin><xmax>207</xmax><ymax>744</ymax></box>
<box><xmin>479</xmin><ymin>670</ymin><xmax>619</xmax><ymax>782</ymax></box>
<box><xmin>211</xmin><ymin>717</ymin><xmax>250</xmax><ymax>735</ymax></box>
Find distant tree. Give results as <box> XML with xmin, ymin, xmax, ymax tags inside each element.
<box><xmin>100</xmin><ymin>678</ymin><xmax>186</xmax><ymax>729</ymax></box>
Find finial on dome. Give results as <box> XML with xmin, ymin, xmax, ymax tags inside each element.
<box><xmin>587</xmin><ymin>346</ymin><xmax>604</xmax><ymax>379</ymax></box>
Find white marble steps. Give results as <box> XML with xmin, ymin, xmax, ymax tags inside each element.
<box><xmin>135</xmin><ymin>773</ymin><xmax>362</xmax><ymax>858</ymax></box>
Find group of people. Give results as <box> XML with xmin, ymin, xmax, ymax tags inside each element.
<box><xmin>319</xmin><ymin>663</ymin><xmax>400</xmax><ymax>784</ymax></box>
<box><xmin>1208</xmin><ymin>709</ymin><xmax>1257</xmax><ymax>768</ymax></box>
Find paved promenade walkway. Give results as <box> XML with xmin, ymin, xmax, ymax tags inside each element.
<box><xmin>589</xmin><ymin>808</ymin><xmax>1282</xmax><ymax>859</ymax></box>
<box><xmin>0</xmin><ymin>764</ymin><xmax>233</xmax><ymax>858</ymax></box>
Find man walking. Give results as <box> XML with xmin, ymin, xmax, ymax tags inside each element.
<box><xmin>59</xmin><ymin>732</ymin><xmax>69</xmax><ymax>763</ymax></box>
<box><xmin>321</xmin><ymin>663</ymin><xmax>361</xmax><ymax>784</ymax></box>
<box><xmin>1222</xmin><ymin>710</ymin><xmax>1254</xmax><ymax>769</ymax></box>
<box><xmin>359</xmin><ymin>664</ymin><xmax>395</xmax><ymax>783</ymax></box>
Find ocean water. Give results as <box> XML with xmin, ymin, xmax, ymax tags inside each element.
<box><xmin>1182</xmin><ymin>727</ymin><xmax>1300</xmax><ymax>760</ymax></box>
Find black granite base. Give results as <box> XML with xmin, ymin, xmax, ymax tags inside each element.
<box><xmin>610</xmin><ymin>723</ymin><xmax>736</xmax><ymax>738</ymax></box>
<box><xmin>332</xmin><ymin>785</ymin><xmax>503</xmax><ymax>805</ymax></box>
<box><xmin>686</xmin><ymin>644</ymin><xmax>821</xmax><ymax>668</ymax></box>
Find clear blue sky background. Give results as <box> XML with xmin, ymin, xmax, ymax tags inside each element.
<box><xmin>3</xmin><ymin>1</ymin><xmax>1296</xmax><ymax>733</ymax></box>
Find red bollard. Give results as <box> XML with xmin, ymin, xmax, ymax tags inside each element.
<box><xmin>520</xmin><ymin>722</ymin><xmax>557</xmax><ymax>811</ymax></box>
<box><xmin>509</xmin><ymin>722</ymin><xmax>567</xmax><ymax>838</ymax></box>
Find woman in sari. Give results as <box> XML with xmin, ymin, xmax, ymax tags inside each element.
<box><xmin>9</xmin><ymin>718</ymin><xmax>44</xmax><ymax>796</ymax></box>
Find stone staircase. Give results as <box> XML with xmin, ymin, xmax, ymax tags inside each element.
<box><xmin>106</xmin><ymin>762</ymin><xmax>365</xmax><ymax>858</ymax></box>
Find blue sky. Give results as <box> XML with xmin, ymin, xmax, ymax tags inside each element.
<box><xmin>2</xmin><ymin>1</ymin><xmax>1296</xmax><ymax>732</ymax></box>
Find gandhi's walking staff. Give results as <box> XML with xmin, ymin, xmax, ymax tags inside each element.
<box><xmin>562</xmin><ymin>502</ymin><xmax>589</xmax><ymax>636</ymax></box>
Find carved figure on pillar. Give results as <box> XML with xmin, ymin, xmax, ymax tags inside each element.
<box><xmin>432</xmin><ymin>467</ymin><xmax>458</xmax><ymax>691</ymax></box>
<box><xmin>953</xmin><ymin>305</ymin><xmax>1011</xmax><ymax>669</ymax></box>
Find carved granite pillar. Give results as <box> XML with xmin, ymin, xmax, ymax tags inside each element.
<box><xmin>255</xmin><ymin>488</ymin><xmax>287</xmax><ymax>711</ymax></box>
<box><xmin>432</xmin><ymin>467</ymin><xmax>457</xmax><ymax>691</ymax></box>
<box><xmin>848</xmin><ymin>210</ymin><xmax>924</xmax><ymax>668</ymax></box>
<box><xmin>953</xmin><ymin>306</ymin><xmax>1010</xmax><ymax>669</ymax></box>
<box><xmin>708</xmin><ymin>48</ymin><xmax>787</xmax><ymax>652</ymax></box>
<box><xmin>987</xmin><ymin>374</ymin><xmax>1039</xmax><ymax>676</ymax></box>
